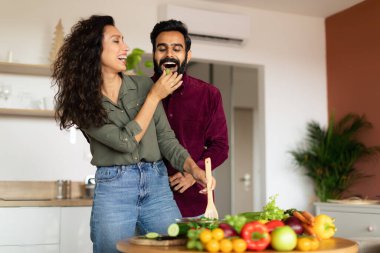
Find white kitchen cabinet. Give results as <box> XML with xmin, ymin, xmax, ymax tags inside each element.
<box><xmin>314</xmin><ymin>202</ymin><xmax>380</xmax><ymax>253</ymax></box>
<box><xmin>0</xmin><ymin>207</ymin><xmax>60</xmax><ymax>247</ymax></box>
<box><xmin>0</xmin><ymin>245</ymin><xmax>59</xmax><ymax>253</ymax></box>
<box><xmin>0</xmin><ymin>206</ymin><xmax>92</xmax><ymax>253</ymax></box>
<box><xmin>60</xmin><ymin>207</ymin><xmax>92</xmax><ymax>253</ymax></box>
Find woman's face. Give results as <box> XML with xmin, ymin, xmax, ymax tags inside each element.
<box><xmin>101</xmin><ymin>25</ymin><xmax>128</xmax><ymax>74</ymax></box>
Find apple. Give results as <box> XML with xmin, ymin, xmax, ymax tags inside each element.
<box><xmin>270</xmin><ymin>226</ymin><xmax>297</xmax><ymax>251</ymax></box>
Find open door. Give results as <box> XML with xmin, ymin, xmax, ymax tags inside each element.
<box><xmin>233</xmin><ymin>108</ymin><xmax>253</xmax><ymax>214</ymax></box>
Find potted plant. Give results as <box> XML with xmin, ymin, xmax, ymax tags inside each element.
<box><xmin>290</xmin><ymin>113</ymin><xmax>380</xmax><ymax>202</ymax></box>
<box><xmin>126</xmin><ymin>48</ymin><xmax>153</xmax><ymax>75</ymax></box>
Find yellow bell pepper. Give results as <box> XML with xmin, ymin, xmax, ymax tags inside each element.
<box><xmin>313</xmin><ymin>214</ymin><xmax>336</xmax><ymax>239</ymax></box>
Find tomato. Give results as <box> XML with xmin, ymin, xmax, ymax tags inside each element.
<box><xmin>211</xmin><ymin>228</ymin><xmax>225</xmax><ymax>240</ymax></box>
<box><xmin>232</xmin><ymin>238</ymin><xmax>247</xmax><ymax>253</ymax></box>
<box><xmin>187</xmin><ymin>229</ymin><xmax>199</xmax><ymax>240</ymax></box>
<box><xmin>205</xmin><ymin>239</ymin><xmax>220</xmax><ymax>253</ymax></box>
<box><xmin>186</xmin><ymin>239</ymin><xmax>197</xmax><ymax>250</ymax></box>
<box><xmin>297</xmin><ymin>237</ymin><xmax>320</xmax><ymax>251</ymax></box>
<box><xmin>265</xmin><ymin>220</ymin><xmax>285</xmax><ymax>233</ymax></box>
<box><xmin>199</xmin><ymin>229</ymin><xmax>213</xmax><ymax>243</ymax></box>
<box><xmin>219</xmin><ymin>238</ymin><xmax>233</xmax><ymax>253</ymax></box>
<box><xmin>297</xmin><ymin>237</ymin><xmax>312</xmax><ymax>251</ymax></box>
<box><xmin>310</xmin><ymin>237</ymin><xmax>320</xmax><ymax>250</ymax></box>
<box><xmin>313</xmin><ymin>214</ymin><xmax>336</xmax><ymax>239</ymax></box>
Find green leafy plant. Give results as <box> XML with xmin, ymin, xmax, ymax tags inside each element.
<box><xmin>290</xmin><ymin>113</ymin><xmax>380</xmax><ymax>202</ymax></box>
<box><xmin>126</xmin><ymin>48</ymin><xmax>153</xmax><ymax>76</ymax></box>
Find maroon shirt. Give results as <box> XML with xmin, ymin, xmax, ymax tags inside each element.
<box><xmin>152</xmin><ymin>73</ymin><xmax>229</xmax><ymax>217</ymax></box>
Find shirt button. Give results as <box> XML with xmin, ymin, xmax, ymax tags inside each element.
<box><xmin>134</xmin><ymin>157</ymin><xmax>138</xmax><ymax>160</ymax></box>
<box><xmin>124</xmin><ymin>138</ymin><xmax>128</xmax><ymax>141</ymax></box>
<box><xmin>180</xmin><ymin>92</ymin><xmax>183</xmax><ymax>95</ymax></box>
<box><xmin>136</xmin><ymin>103</ymin><xmax>139</xmax><ymax>106</ymax></box>
<box><xmin>120</xmin><ymin>110</ymin><xmax>124</xmax><ymax>113</ymax></box>
<box><xmin>169</xmin><ymin>114</ymin><xmax>173</xmax><ymax>117</ymax></box>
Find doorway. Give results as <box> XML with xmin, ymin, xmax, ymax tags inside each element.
<box><xmin>187</xmin><ymin>61</ymin><xmax>260</xmax><ymax>216</ymax></box>
<box><xmin>232</xmin><ymin>108</ymin><xmax>254</xmax><ymax>214</ymax></box>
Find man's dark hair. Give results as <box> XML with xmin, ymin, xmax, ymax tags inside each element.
<box><xmin>150</xmin><ymin>19</ymin><xmax>192</xmax><ymax>53</ymax></box>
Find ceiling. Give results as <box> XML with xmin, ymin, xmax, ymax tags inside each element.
<box><xmin>202</xmin><ymin>0</ymin><xmax>365</xmax><ymax>17</ymax></box>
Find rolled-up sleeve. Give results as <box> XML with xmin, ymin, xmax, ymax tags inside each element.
<box><xmin>83</xmin><ymin>121</ymin><xmax>142</xmax><ymax>153</ymax></box>
<box><xmin>154</xmin><ymin>102</ymin><xmax>189</xmax><ymax>172</ymax></box>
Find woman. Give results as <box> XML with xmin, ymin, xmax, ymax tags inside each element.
<box><xmin>52</xmin><ymin>15</ymin><xmax>214</xmax><ymax>253</ymax></box>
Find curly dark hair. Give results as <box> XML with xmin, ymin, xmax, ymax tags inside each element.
<box><xmin>52</xmin><ymin>15</ymin><xmax>115</xmax><ymax>129</ymax></box>
<box><xmin>150</xmin><ymin>19</ymin><xmax>192</xmax><ymax>53</ymax></box>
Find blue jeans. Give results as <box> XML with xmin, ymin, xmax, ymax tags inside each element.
<box><xmin>90</xmin><ymin>161</ymin><xmax>181</xmax><ymax>253</ymax></box>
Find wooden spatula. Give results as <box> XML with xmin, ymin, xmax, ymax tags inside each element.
<box><xmin>204</xmin><ymin>157</ymin><xmax>219</xmax><ymax>219</ymax></box>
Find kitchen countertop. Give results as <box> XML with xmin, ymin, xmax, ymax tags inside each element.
<box><xmin>0</xmin><ymin>198</ymin><xmax>93</xmax><ymax>207</ymax></box>
<box><xmin>0</xmin><ymin>180</ymin><xmax>93</xmax><ymax>207</ymax></box>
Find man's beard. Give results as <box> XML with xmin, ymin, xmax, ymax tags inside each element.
<box><xmin>154</xmin><ymin>54</ymin><xmax>188</xmax><ymax>76</ymax></box>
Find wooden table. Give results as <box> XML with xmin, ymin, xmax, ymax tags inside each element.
<box><xmin>117</xmin><ymin>237</ymin><xmax>358</xmax><ymax>253</ymax></box>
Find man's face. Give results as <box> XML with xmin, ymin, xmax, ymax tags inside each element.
<box><xmin>153</xmin><ymin>31</ymin><xmax>190</xmax><ymax>75</ymax></box>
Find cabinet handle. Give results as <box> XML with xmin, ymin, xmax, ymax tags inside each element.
<box><xmin>367</xmin><ymin>226</ymin><xmax>374</xmax><ymax>232</ymax></box>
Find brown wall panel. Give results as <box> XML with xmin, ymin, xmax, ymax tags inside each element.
<box><xmin>326</xmin><ymin>0</ymin><xmax>380</xmax><ymax>199</ymax></box>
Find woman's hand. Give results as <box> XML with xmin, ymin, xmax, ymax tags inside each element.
<box><xmin>183</xmin><ymin>157</ymin><xmax>216</xmax><ymax>195</ymax></box>
<box><xmin>148</xmin><ymin>71</ymin><xmax>183</xmax><ymax>103</ymax></box>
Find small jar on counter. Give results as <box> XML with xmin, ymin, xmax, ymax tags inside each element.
<box><xmin>56</xmin><ymin>180</ymin><xmax>64</xmax><ymax>199</ymax></box>
<box><xmin>64</xmin><ymin>180</ymin><xmax>72</xmax><ymax>199</ymax></box>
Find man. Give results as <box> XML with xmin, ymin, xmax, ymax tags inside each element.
<box><xmin>150</xmin><ymin>20</ymin><xmax>229</xmax><ymax>217</ymax></box>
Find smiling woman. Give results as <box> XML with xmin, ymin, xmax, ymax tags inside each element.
<box><xmin>51</xmin><ymin>15</ymin><xmax>214</xmax><ymax>253</ymax></box>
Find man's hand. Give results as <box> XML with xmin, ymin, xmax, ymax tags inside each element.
<box><xmin>169</xmin><ymin>172</ymin><xmax>196</xmax><ymax>193</ymax></box>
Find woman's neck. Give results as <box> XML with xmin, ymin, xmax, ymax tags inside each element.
<box><xmin>101</xmin><ymin>73</ymin><xmax>122</xmax><ymax>104</ymax></box>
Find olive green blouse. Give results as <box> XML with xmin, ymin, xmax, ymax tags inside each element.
<box><xmin>82</xmin><ymin>74</ymin><xmax>189</xmax><ymax>172</ymax></box>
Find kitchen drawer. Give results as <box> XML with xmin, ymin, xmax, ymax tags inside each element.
<box><xmin>324</xmin><ymin>210</ymin><xmax>380</xmax><ymax>238</ymax></box>
<box><xmin>0</xmin><ymin>207</ymin><xmax>60</xmax><ymax>245</ymax></box>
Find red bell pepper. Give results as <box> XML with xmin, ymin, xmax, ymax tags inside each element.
<box><xmin>240</xmin><ymin>221</ymin><xmax>271</xmax><ymax>251</ymax></box>
<box><xmin>265</xmin><ymin>219</ymin><xmax>285</xmax><ymax>233</ymax></box>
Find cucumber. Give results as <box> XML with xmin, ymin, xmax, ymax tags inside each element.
<box><xmin>145</xmin><ymin>232</ymin><xmax>160</xmax><ymax>239</ymax></box>
<box><xmin>167</xmin><ymin>223</ymin><xmax>189</xmax><ymax>237</ymax></box>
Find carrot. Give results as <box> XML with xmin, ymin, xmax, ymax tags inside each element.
<box><xmin>303</xmin><ymin>223</ymin><xmax>317</xmax><ymax>237</ymax></box>
<box><xmin>293</xmin><ymin>211</ymin><xmax>308</xmax><ymax>224</ymax></box>
<box><xmin>302</xmin><ymin>211</ymin><xmax>315</xmax><ymax>225</ymax></box>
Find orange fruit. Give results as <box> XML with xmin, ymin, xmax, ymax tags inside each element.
<box><xmin>232</xmin><ymin>238</ymin><xmax>247</xmax><ymax>253</ymax></box>
<box><xmin>219</xmin><ymin>238</ymin><xmax>233</xmax><ymax>253</ymax></box>
<box><xmin>199</xmin><ymin>229</ymin><xmax>213</xmax><ymax>244</ymax></box>
<box><xmin>211</xmin><ymin>228</ymin><xmax>225</xmax><ymax>240</ymax></box>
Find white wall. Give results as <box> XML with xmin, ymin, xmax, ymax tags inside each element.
<box><xmin>0</xmin><ymin>0</ymin><xmax>327</xmax><ymax>211</ymax></box>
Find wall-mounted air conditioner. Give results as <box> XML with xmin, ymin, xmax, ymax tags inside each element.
<box><xmin>159</xmin><ymin>5</ymin><xmax>251</xmax><ymax>44</ymax></box>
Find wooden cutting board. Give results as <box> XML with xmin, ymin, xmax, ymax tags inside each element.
<box><xmin>129</xmin><ymin>236</ymin><xmax>187</xmax><ymax>246</ymax></box>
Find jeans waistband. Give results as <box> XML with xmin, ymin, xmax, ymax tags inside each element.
<box><xmin>97</xmin><ymin>160</ymin><xmax>163</xmax><ymax>170</ymax></box>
